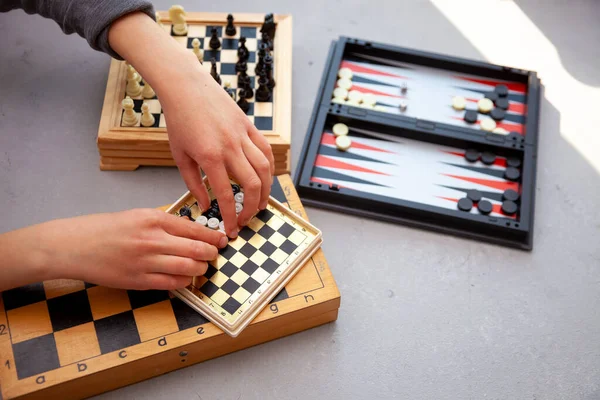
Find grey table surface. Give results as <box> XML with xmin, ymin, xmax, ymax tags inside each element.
<box><xmin>1</xmin><ymin>0</ymin><xmax>600</xmax><ymax>399</ymax></box>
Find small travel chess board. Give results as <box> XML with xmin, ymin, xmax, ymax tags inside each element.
<box><xmin>0</xmin><ymin>175</ymin><xmax>339</xmax><ymax>400</ymax></box>
<box><xmin>96</xmin><ymin>10</ymin><xmax>292</xmax><ymax>174</ymax></box>
<box><xmin>166</xmin><ymin>180</ymin><xmax>322</xmax><ymax>337</ymax></box>
<box><xmin>296</xmin><ymin>37</ymin><xmax>542</xmax><ymax>250</ymax></box>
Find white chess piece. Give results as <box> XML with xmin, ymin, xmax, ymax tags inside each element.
<box><xmin>155</xmin><ymin>11</ymin><xmax>162</xmax><ymax>27</ymax></box>
<box><xmin>126</xmin><ymin>72</ymin><xmax>142</xmax><ymax>97</ymax></box>
<box><xmin>127</xmin><ymin>65</ymin><xmax>142</xmax><ymax>83</ymax></box>
<box><xmin>191</xmin><ymin>38</ymin><xmax>203</xmax><ymax>62</ymax></box>
<box><xmin>140</xmin><ymin>102</ymin><xmax>155</xmax><ymax>127</ymax></box>
<box><xmin>142</xmin><ymin>80</ymin><xmax>155</xmax><ymax>98</ymax></box>
<box><xmin>122</xmin><ymin>96</ymin><xmax>139</xmax><ymax>126</ymax></box>
<box><xmin>169</xmin><ymin>5</ymin><xmax>188</xmax><ymax>35</ymax></box>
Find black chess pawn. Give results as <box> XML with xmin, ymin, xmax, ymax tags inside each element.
<box><xmin>255</xmin><ymin>76</ymin><xmax>271</xmax><ymax>102</ymax></box>
<box><xmin>209</xmin><ymin>28</ymin><xmax>221</xmax><ymax>50</ymax></box>
<box><xmin>241</xmin><ymin>79</ymin><xmax>254</xmax><ymax>99</ymax></box>
<box><xmin>261</xmin><ymin>31</ymin><xmax>273</xmax><ymax>51</ymax></box>
<box><xmin>263</xmin><ymin>54</ymin><xmax>275</xmax><ymax>89</ymax></box>
<box><xmin>255</xmin><ymin>43</ymin><xmax>269</xmax><ymax>74</ymax></box>
<box><xmin>210</xmin><ymin>58</ymin><xmax>221</xmax><ymax>85</ymax></box>
<box><xmin>237</xmin><ymin>93</ymin><xmax>250</xmax><ymax>113</ymax></box>
<box><xmin>235</xmin><ymin>59</ymin><xmax>247</xmax><ymax>74</ymax></box>
<box><xmin>237</xmin><ymin>70</ymin><xmax>248</xmax><ymax>87</ymax></box>
<box><xmin>225</xmin><ymin>14</ymin><xmax>236</xmax><ymax>36</ymax></box>
<box><xmin>237</xmin><ymin>36</ymin><xmax>249</xmax><ymax>61</ymax></box>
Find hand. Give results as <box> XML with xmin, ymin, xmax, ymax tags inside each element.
<box><xmin>107</xmin><ymin>12</ymin><xmax>275</xmax><ymax>239</ymax></box>
<box><xmin>0</xmin><ymin>209</ymin><xmax>229</xmax><ymax>292</ymax></box>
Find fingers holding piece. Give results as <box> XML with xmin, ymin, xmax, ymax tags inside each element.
<box><xmin>227</xmin><ymin>151</ymin><xmax>261</xmax><ymax>227</ymax></box>
<box><xmin>160</xmin><ymin>212</ymin><xmax>228</xmax><ymax>248</ymax></box>
<box><xmin>203</xmin><ymin>165</ymin><xmax>239</xmax><ymax>239</ymax></box>
<box><xmin>176</xmin><ymin>156</ymin><xmax>211</xmax><ymax>211</ymax></box>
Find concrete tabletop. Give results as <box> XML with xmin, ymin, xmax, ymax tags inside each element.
<box><xmin>1</xmin><ymin>0</ymin><xmax>599</xmax><ymax>398</ymax></box>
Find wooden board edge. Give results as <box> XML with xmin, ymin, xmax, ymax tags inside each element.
<box><xmin>7</xmin><ymin>306</ymin><xmax>339</xmax><ymax>400</ymax></box>
<box><xmin>273</xmin><ymin>14</ymin><xmax>293</xmax><ymax>145</ymax></box>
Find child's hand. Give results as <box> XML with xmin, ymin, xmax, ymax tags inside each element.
<box><xmin>107</xmin><ymin>12</ymin><xmax>275</xmax><ymax>239</ymax></box>
<box><xmin>0</xmin><ymin>209</ymin><xmax>229</xmax><ymax>292</ymax></box>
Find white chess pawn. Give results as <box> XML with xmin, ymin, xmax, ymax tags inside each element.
<box><xmin>126</xmin><ymin>73</ymin><xmax>142</xmax><ymax>97</ymax></box>
<box><xmin>191</xmin><ymin>38</ymin><xmax>203</xmax><ymax>62</ymax></box>
<box><xmin>140</xmin><ymin>102</ymin><xmax>155</xmax><ymax>127</ymax></box>
<box><xmin>127</xmin><ymin>65</ymin><xmax>142</xmax><ymax>83</ymax></box>
<box><xmin>122</xmin><ymin>96</ymin><xmax>139</xmax><ymax>126</ymax></box>
<box><xmin>155</xmin><ymin>11</ymin><xmax>162</xmax><ymax>27</ymax></box>
<box><xmin>169</xmin><ymin>5</ymin><xmax>188</xmax><ymax>35</ymax></box>
<box><xmin>141</xmin><ymin>80</ymin><xmax>155</xmax><ymax>98</ymax></box>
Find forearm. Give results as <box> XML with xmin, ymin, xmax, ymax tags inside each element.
<box><xmin>0</xmin><ymin>223</ymin><xmax>60</xmax><ymax>292</ymax></box>
<box><xmin>107</xmin><ymin>11</ymin><xmax>212</xmax><ymax>103</ymax></box>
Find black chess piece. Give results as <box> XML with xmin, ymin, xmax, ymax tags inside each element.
<box><xmin>235</xmin><ymin>59</ymin><xmax>247</xmax><ymax>74</ymax></box>
<box><xmin>263</xmin><ymin>54</ymin><xmax>275</xmax><ymax>89</ymax></box>
<box><xmin>237</xmin><ymin>36</ymin><xmax>249</xmax><ymax>61</ymax></box>
<box><xmin>255</xmin><ymin>75</ymin><xmax>271</xmax><ymax>102</ymax></box>
<box><xmin>237</xmin><ymin>94</ymin><xmax>250</xmax><ymax>113</ymax></box>
<box><xmin>237</xmin><ymin>70</ymin><xmax>248</xmax><ymax>87</ymax></box>
<box><xmin>210</xmin><ymin>58</ymin><xmax>221</xmax><ymax>85</ymax></box>
<box><xmin>241</xmin><ymin>78</ymin><xmax>253</xmax><ymax>99</ymax></box>
<box><xmin>209</xmin><ymin>28</ymin><xmax>221</xmax><ymax>50</ymax></box>
<box><xmin>261</xmin><ymin>31</ymin><xmax>273</xmax><ymax>51</ymax></box>
<box><xmin>261</xmin><ymin>13</ymin><xmax>276</xmax><ymax>40</ymax></box>
<box><xmin>255</xmin><ymin>43</ymin><xmax>268</xmax><ymax>74</ymax></box>
<box><xmin>225</xmin><ymin>14</ymin><xmax>236</xmax><ymax>36</ymax></box>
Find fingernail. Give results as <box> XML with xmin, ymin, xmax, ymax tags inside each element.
<box><xmin>259</xmin><ymin>200</ymin><xmax>268</xmax><ymax>210</ymax></box>
<box><xmin>228</xmin><ymin>229</ymin><xmax>238</xmax><ymax>239</ymax></box>
<box><xmin>219</xmin><ymin>236</ymin><xmax>228</xmax><ymax>248</ymax></box>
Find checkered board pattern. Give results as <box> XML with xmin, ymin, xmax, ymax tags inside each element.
<box><xmin>119</xmin><ymin>23</ymin><xmax>275</xmax><ymax>131</ymax></box>
<box><xmin>169</xmin><ymin>183</ymin><xmax>321</xmax><ymax>335</ymax></box>
<box><xmin>1</xmin><ymin>281</ymin><xmax>221</xmax><ymax>380</ymax></box>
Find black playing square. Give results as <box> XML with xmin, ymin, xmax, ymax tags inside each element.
<box><xmin>132</xmin><ymin>99</ymin><xmax>143</xmax><ymax>112</ymax></box>
<box><xmin>240</xmin><ymin>242</ymin><xmax>257</xmax><ymax>258</ymax></box>
<box><xmin>221</xmin><ymin>280</ymin><xmax>240</xmax><ymax>295</ymax></box>
<box><xmin>206</xmin><ymin>26</ymin><xmax>223</xmax><ymax>37</ymax></box>
<box><xmin>254</xmin><ymin>117</ymin><xmax>274</xmax><ymax>130</ymax></box>
<box><xmin>219</xmin><ymin>262</ymin><xmax>238</xmax><ymax>278</ymax></box>
<box><xmin>221</xmin><ymin>38</ymin><xmax>238</xmax><ymax>50</ymax></box>
<box><xmin>12</xmin><ymin>333</ymin><xmax>60</xmax><ymax>379</ymax></box>
<box><xmin>245</xmin><ymin>102</ymin><xmax>255</xmax><ymax>116</ymax></box>
<box><xmin>2</xmin><ymin>282</ymin><xmax>46</xmax><ymax>311</ymax></box>
<box><xmin>240</xmin><ymin>27</ymin><xmax>257</xmax><ymax>38</ymax></box>
<box><xmin>239</xmin><ymin>226</ymin><xmax>256</xmax><ymax>241</ymax></box>
<box><xmin>256</xmin><ymin>209</ymin><xmax>273</xmax><ymax>222</ymax></box>
<box><xmin>241</xmin><ymin>260</ymin><xmax>259</xmax><ymax>275</ymax></box>
<box><xmin>247</xmin><ymin>53</ymin><xmax>256</xmax><ymax>64</ymax></box>
<box><xmin>220</xmin><ymin>63</ymin><xmax>237</xmax><ymax>75</ymax></box>
<box><xmin>186</xmin><ymin>37</ymin><xmax>204</xmax><ymax>48</ymax></box>
<box><xmin>259</xmin><ymin>240</ymin><xmax>276</xmax><ymax>256</ymax></box>
<box><xmin>278</xmin><ymin>223</ymin><xmax>296</xmax><ymax>238</ymax></box>
<box><xmin>148</xmin><ymin>113</ymin><xmax>161</xmax><ymax>128</ymax></box>
<box><xmin>270</xmin><ymin>288</ymin><xmax>289</xmax><ymax>303</ymax></box>
<box><xmin>200</xmin><ymin>281</ymin><xmax>219</xmax><ymax>297</ymax></box>
<box><xmin>84</xmin><ymin>282</ymin><xmax>97</xmax><ymax>289</ymax></box>
<box><xmin>203</xmin><ymin>51</ymin><xmax>221</xmax><ymax>62</ymax></box>
<box><xmin>262</xmin><ymin>258</ymin><xmax>279</xmax><ymax>274</ymax></box>
<box><xmin>204</xmin><ymin>265</ymin><xmax>218</xmax><ymax>280</ymax></box>
<box><xmin>280</xmin><ymin>239</ymin><xmax>298</xmax><ymax>254</ymax></box>
<box><xmin>170</xmin><ymin>297</ymin><xmax>209</xmax><ymax>331</ymax></box>
<box><xmin>94</xmin><ymin>311</ymin><xmax>140</xmax><ymax>354</ymax></box>
<box><xmin>220</xmin><ymin>244</ymin><xmax>237</xmax><ymax>260</ymax></box>
<box><xmin>47</xmin><ymin>290</ymin><xmax>93</xmax><ymax>332</ymax></box>
<box><xmin>241</xmin><ymin>277</ymin><xmax>260</xmax><ymax>293</ymax></box>
<box><xmin>221</xmin><ymin>297</ymin><xmax>242</xmax><ymax>314</ymax></box>
<box><xmin>127</xmin><ymin>290</ymin><xmax>169</xmax><ymax>309</ymax></box>
<box><xmin>257</xmin><ymin>224</ymin><xmax>275</xmax><ymax>239</ymax></box>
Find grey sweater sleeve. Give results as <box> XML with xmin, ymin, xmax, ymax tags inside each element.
<box><xmin>0</xmin><ymin>0</ymin><xmax>156</xmax><ymax>59</ymax></box>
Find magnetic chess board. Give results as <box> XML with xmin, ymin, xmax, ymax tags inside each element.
<box><xmin>96</xmin><ymin>11</ymin><xmax>292</xmax><ymax>174</ymax></box>
<box><xmin>166</xmin><ymin>179</ymin><xmax>322</xmax><ymax>337</ymax></box>
<box><xmin>0</xmin><ymin>175</ymin><xmax>340</xmax><ymax>400</ymax></box>
<box><xmin>296</xmin><ymin>37</ymin><xmax>542</xmax><ymax>250</ymax></box>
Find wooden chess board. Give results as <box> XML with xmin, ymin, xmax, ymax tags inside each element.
<box><xmin>0</xmin><ymin>175</ymin><xmax>340</xmax><ymax>400</ymax></box>
<box><xmin>96</xmin><ymin>11</ymin><xmax>292</xmax><ymax>174</ymax></box>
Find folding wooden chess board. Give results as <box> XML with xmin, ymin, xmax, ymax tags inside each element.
<box><xmin>96</xmin><ymin>10</ymin><xmax>292</xmax><ymax>174</ymax></box>
<box><xmin>0</xmin><ymin>175</ymin><xmax>340</xmax><ymax>400</ymax></box>
<box><xmin>295</xmin><ymin>37</ymin><xmax>542</xmax><ymax>250</ymax></box>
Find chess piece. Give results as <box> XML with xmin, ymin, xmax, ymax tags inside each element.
<box><xmin>127</xmin><ymin>65</ymin><xmax>142</xmax><ymax>83</ymax></box>
<box><xmin>255</xmin><ymin>42</ymin><xmax>268</xmax><ymax>74</ymax></box>
<box><xmin>255</xmin><ymin>76</ymin><xmax>271</xmax><ymax>102</ymax></box>
<box><xmin>263</xmin><ymin>54</ymin><xmax>275</xmax><ymax>89</ymax></box>
<box><xmin>140</xmin><ymin>102</ymin><xmax>155</xmax><ymax>127</ymax></box>
<box><xmin>126</xmin><ymin>71</ymin><xmax>142</xmax><ymax>97</ymax></box>
<box><xmin>235</xmin><ymin>59</ymin><xmax>247</xmax><ymax>74</ymax></box>
<box><xmin>191</xmin><ymin>38</ymin><xmax>203</xmax><ymax>62</ymax></box>
<box><xmin>210</xmin><ymin>58</ymin><xmax>221</xmax><ymax>85</ymax></box>
<box><xmin>261</xmin><ymin>31</ymin><xmax>273</xmax><ymax>51</ymax></box>
<box><xmin>209</xmin><ymin>28</ymin><xmax>221</xmax><ymax>50</ymax></box>
<box><xmin>122</xmin><ymin>96</ymin><xmax>139</xmax><ymax>126</ymax></box>
<box><xmin>155</xmin><ymin>11</ymin><xmax>162</xmax><ymax>28</ymax></box>
<box><xmin>169</xmin><ymin>5</ymin><xmax>188</xmax><ymax>35</ymax></box>
<box><xmin>225</xmin><ymin>14</ymin><xmax>236</xmax><ymax>36</ymax></box>
<box><xmin>261</xmin><ymin>13</ymin><xmax>276</xmax><ymax>40</ymax></box>
<box><xmin>237</xmin><ymin>94</ymin><xmax>250</xmax><ymax>113</ymax></box>
<box><xmin>237</xmin><ymin>70</ymin><xmax>248</xmax><ymax>87</ymax></box>
<box><xmin>141</xmin><ymin>80</ymin><xmax>155</xmax><ymax>98</ymax></box>
<box><xmin>237</xmin><ymin>36</ymin><xmax>249</xmax><ymax>61</ymax></box>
